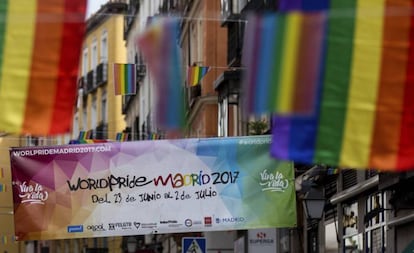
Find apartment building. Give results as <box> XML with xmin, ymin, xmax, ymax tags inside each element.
<box><xmin>74</xmin><ymin>0</ymin><xmax>127</xmax><ymax>142</ymax></box>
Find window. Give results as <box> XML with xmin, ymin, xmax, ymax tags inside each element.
<box><xmin>325</xmin><ymin>221</ymin><xmax>339</xmax><ymax>253</ymax></box>
<box><xmin>365</xmin><ymin>192</ymin><xmax>386</xmax><ymax>253</ymax></box>
<box><xmin>218</xmin><ymin>96</ymin><xmax>228</xmax><ymax>137</ymax></box>
<box><xmin>82</xmin><ymin>47</ymin><xmax>88</xmax><ymax>77</ymax></box>
<box><xmin>82</xmin><ymin>106</ymin><xmax>87</xmax><ymax>130</ymax></box>
<box><xmin>92</xmin><ymin>38</ymin><xmax>98</xmax><ymax>70</ymax></box>
<box><xmin>221</xmin><ymin>0</ymin><xmax>231</xmax><ymax>19</ymax></box>
<box><xmin>343</xmin><ymin>201</ymin><xmax>362</xmax><ymax>252</ymax></box>
<box><xmin>101</xmin><ymin>88</ymin><xmax>107</xmax><ymax>124</ymax></box>
<box><xmin>92</xmin><ymin>38</ymin><xmax>98</xmax><ymax>87</ymax></box>
<box><xmin>100</xmin><ymin>31</ymin><xmax>108</xmax><ymax>63</ymax></box>
<box><xmin>73</xmin><ymin>112</ymin><xmax>79</xmax><ymax>139</ymax></box>
<box><xmin>91</xmin><ymin>94</ymin><xmax>97</xmax><ymax>129</ymax></box>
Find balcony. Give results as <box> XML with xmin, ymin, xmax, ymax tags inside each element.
<box><xmin>227</xmin><ymin>22</ymin><xmax>243</xmax><ymax>67</ymax></box>
<box><xmin>96</xmin><ymin>62</ymin><xmax>108</xmax><ymax>87</ymax></box>
<box><xmin>124</xmin><ymin>0</ymin><xmax>140</xmax><ymax>39</ymax></box>
<box><xmin>122</xmin><ymin>94</ymin><xmax>134</xmax><ymax>114</ymax></box>
<box><xmin>135</xmin><ymin>53</ymin><xmax>146</xmax><ymax>81</ymax></box>
<box><xmin>86</xmin><ymin>70</ymin><xmax>94</xmax><ymax>93</ymax></box>
<box><xmin>187</xmin><ymin>84</ymin><xmax>201</xmax><ymax>107</ymax></box>
<box><xmin>95</xmin><ymin>122</ymin><xmax>108</xmax><ymax>140</ymax></box>
<box><xmin>83</xmin><ymin>63</ymin><xmax>108</xmax><ymax>95</ymax></box>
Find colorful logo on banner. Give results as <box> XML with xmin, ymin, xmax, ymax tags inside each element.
<box><xmin>10</xmin><ymin>136</ymin><xmax>296</xmax><ymax>241</ymax></box>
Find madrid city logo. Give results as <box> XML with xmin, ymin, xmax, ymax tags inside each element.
<box><xmin>16</xmin><ymin>181</ymin><xmax>49</xmax><ymax>204</ymax></box>
<box><xmin>259</xmin><ymin>170</ymin><xmax>289</xmax><ymax>192</ymax></box>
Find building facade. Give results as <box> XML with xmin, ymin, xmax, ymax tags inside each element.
<box><xmin>123</xmin><ymin>0</ymin><xmax>163</xmax><ymax>141</ymax></box>
<box><xmin>74</xmin><ymin>0</ymin><xmax>128</xmax><ymax>143</ymax></box>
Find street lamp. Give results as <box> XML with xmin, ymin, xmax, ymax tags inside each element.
<box><xmin>303</xmin><ymin>187</ymin><xmax>325</xmax><ymax>221</ymax></box>
<box><xmin>302</xmin><ymin>186</ymin><xmax>325</xmax><ymax>253</ymax></box>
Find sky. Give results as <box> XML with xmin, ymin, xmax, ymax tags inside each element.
<box><xmin>87</xmin><ymin>0</ymin><xmax>108</xmax><ymax>18</ymax></box>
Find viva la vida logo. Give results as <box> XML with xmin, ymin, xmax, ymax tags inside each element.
<box><xmin>259</xmin><ymin>170</ymin><xmax>289</xmax><ymax>192</ymax></box>
<box><xmin>16</xmin><ymin>181</ymin><xmax>49</xmax><ymax>204</ymax></box>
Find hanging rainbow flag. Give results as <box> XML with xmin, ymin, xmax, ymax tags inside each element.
<box><xmin>116</xmin><ymin>132</ymin><xmax>129</xmax><ymax>141</ymax></box>
<box><xmin>271</xmin><ymin>0</ymin><xmax>414</xmax><ymax>171</ymax></box>
<box><xmin>148</xmin><ymin>132</ymin><xmax>160</xmax><ymax>140</ymax></box>
<box><xmin>0</xmin><ymin>0</ymin><xmax>86</xmax><ymax>136</ymax></box>
<box><xmin>137</xmin><ymin>17</ymin><xmax>185</xmax><ymax>130</ymax></box>
<box><xmin>68</xmin><ymin>130</ymin><xmax>109</xmax><ymax>144</ymax></box>
<box><xmin>78</xmin><ymin>130</ymin><xmax>92</xmax><ymax>140</ymax></box>
<box><xmin>187</xmin><ymin>66</ymin><xmax>210</xmax><ymax>86</ymax></box>
<box><xmin>113</xmin><ymin>63</ymin><xmax>137</xmax><ymax>95</ymax></box>
<box><xmin>242</xmin><ymin>9</ymin><xmax>326</xmax><ymax>116</ymax></box>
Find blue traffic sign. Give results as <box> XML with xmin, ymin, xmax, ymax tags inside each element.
<box><xmin>182</xmin><ymin>237</ymin><xmax>206</xmax><ymax>253</ymax></box>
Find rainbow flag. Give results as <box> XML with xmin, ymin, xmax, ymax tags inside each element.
<box><xmin>78</xmin><ymin>130</ymin><xmax>92</xmax><ymax>140</ymax></box>
<box><xmin>116</xmin><ymin>132</ymin><xmax>129</xmax><ymax>141</ymax></box>
<box><xmin>148</xmin><ymin>132</ymin><xmax>160</xmax><ymax>140</ymax></box>
<box><xmin>136</xmin><ymin>17</ymin><xmax>185</xmax><ymax>130</ymax></box>
<box><xmin>187</xmin><ymin>66</ymin><xmax>210</xmax><ymax>86</ymax></box>
<box><xmin>242</xmin><ymin>10</ymin><xmax>326</xmax><ymax>116</ymax></box>
<box><xmin>271</xmin><ymin>0</ymin><xmax>414</xmax><ymax>171</ymax></box>
<box><xmin>0</xmin><ymin>183</ymin><xmax>5</xmax><ymax>192</ymax></box>
<box><xmin>69</xmin><ymin>139</ymin><xmax>108</xmax><ymax>144</ymax></box>
<box><xmin>0</xmin><ymin>0</ymin><xmax>86</xmax><ymax>136</ymax></box>
<box><xmin>113</xmin><ymin>63</ymin><xmax>137</xmax><ymax>95</ymax></box>
<box><xmin>69</xmin><ymin>130</ymin><xmax>109</xmax><ymax>144</ymax></box>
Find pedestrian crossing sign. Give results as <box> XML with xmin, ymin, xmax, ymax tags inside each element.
<box><xmin>182</xmin><ymin>237</ymin><xmax>206</xmax><ymax>253</ymax></box>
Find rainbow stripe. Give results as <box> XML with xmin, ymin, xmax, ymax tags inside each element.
<box><xmin>187</xmin><ymin>66</ymin><xmax>210</xmax><ymax>86</ymax></box>
<box><xmin>0</xmin><ymin>0</ymin><xmax>86</xmax><ymax>135</ymax></box>
<box><xmin>113</xmin><ymin>63</ymin><xmax>136</xmax><ymax>95</ymax></box>
<box><xmin>137</xmin><ymin>17</ymin><xmax>185</xmax><ymax>129</ymax></box>
<box><xmin>271</xmin><ymin>0</ymin><xmax>414</xmax><ymax>171</ymax></box>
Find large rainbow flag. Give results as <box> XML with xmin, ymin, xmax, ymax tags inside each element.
<box><xmin>0</xmin><ymin>0</ymin><xmax>86</xmax><ymax>136</ymax></box>
<box><xmin>269</xmin><ymin>0</ymin><xmax>414</xmax><ymax>171</ymax></box>
<box><xmin>136</xmin><ymin>17</ymin><xmax>185</xmax><ymax>130</ymax></box>
<box><xmin>242</xmin><ymin>8</ymin><xmax>326</xmax><ymax>116</ymax></box>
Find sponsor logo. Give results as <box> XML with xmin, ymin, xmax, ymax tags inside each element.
<box><xmin>249</xmin><ymin>232</ymin><xmax>274</xmax><ymax>245</ymax></box>
<box><xmin>168</xmin><ymin>223</ymin><xmax>183</xmax><ymax>228</ymax></box>
<box><xmin>259</xmin><ymin>170</ymin><xmax>289</xmax><ymax>192</ymax></box>
<box><xmin>204</xmin><ymin>217</ymin><xmax>212</xmax><ymax>227</ymax></box>
<box><xmin>87</xmin><ymin>224</ymin><xmax>106</xmax><ymax>232</ymax></box>
<box><xmin>15</xmin><ymin>181</ymin><xmax>49</xmax><ymax>205</ymax></box>
<box><xmin>67</xmin><ymin>225</ymin><xmax>83</xmax><ymax>233</ymax></box>
<box><xmin>108</xmin><ymin>222</ymin><xmax>133</xmax><ymax>231</ymax></box>
<box><xmin>160</xmin><ymin>220</ymin><xmax>177</xmax><ymax>224</ymax></box>
<box><xmin>185</xmin><ymin>219</ymin><xmax>193</xmax><ymax>227</ymax></box>
<box><xmin>141</xmin><ymin>223</ymin><xmax>157</xmax><ymax>229</ymax></box>
<box><xmin>216</xmin><ymin>217</ymin><xmax>245</xmax><ymax>224</ymax></box>
<box><xmin>134</xmin><ymin>222</ymin><xmax>141</xmax><ymax>229</ymax></box>
<box><xmin>193</xmin><ymin>220</ymin><xmax>202</xmax><ymax>225</ymax></box>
